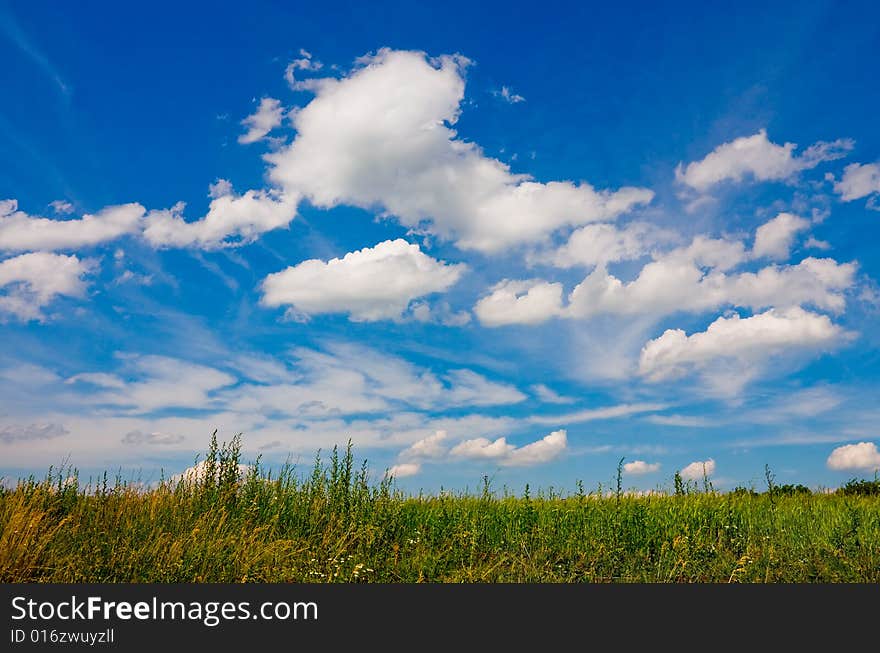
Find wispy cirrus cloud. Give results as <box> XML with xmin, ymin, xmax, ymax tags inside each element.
<box><xmin>0</xmin><ymin>7</ymin><xmax>70</xmax><ymax>96</ymax></box>
<box><xmin>0</xmin><ymin>422</ymin><xmax>68</xmax><ymax>444</ymax></box>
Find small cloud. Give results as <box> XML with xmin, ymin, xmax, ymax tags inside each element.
<box><xmin>450</xmin><ymin>436</ymin><xmax>514</xmax><ymax>460</ymax></box>
<box><xmin>531</xmin><ymin>384</ymin><xmax>576</xmax><ymax>404</ymax></box>
<box><xmin>804</xmin><ymin>236</ymin><xmax>831</xmax><ymax>251</ymax></box>
<box><xmin>285</xmin><ymin>48</ymin><xmax>324</xmax><ymax>90</ymax></box>
<box><xmin>494</xmin><ymin>86</ymin><xmax>525</xmax><ymax>104</ymax></box>
<box><xmin>239</xmin><ymin>98</ymin><xmax>285</xmax><ymax>145</ymax></box>
<box><xmin>65</xmin><ymin>372</ymin><xmax>126</xmax><ymax>389</ymax></box>
<box><xmin>385</xmin><ymin>462</ymin><xmax>421</xmax><ymax>479</ymax></box>
<box><xmin>399</xmin><ymin>430</ymin><xmax>449</xmax><ymax>460</ymax></box>
<box><xmin>122</xmin><ymin>430</ymin><xmax>185</xmax><ymax>446</ymax></box>
<box><xmin>450</xmin><ymin>429</ymin><xmax>567</xmax><ymax>467</ymax></box>
<box><xmin>0</xmin><ymin>422</ymin><xmax>68</xmax><ymax>444</ymax></box>
<box><xmin>676</xmin><ymin>130</ymin><xmax>853</xmax><ymax>192</ymax></box>
<box><xmin>623</xmin><ymin>460</ymin><xmax>661</xmax><ymax>475</ymax></box>
<box><xmin>49</xmin><ymin>200</ymin><xmax>74</xmax><ymax>214</ymax></box>
<box><xmin>170</xmin><ymin>460</ymin><xmax>251</xmax><ymax>485</ymax></box>
<box><xmin>644</xmin><ymin>414</ymin><xmax>711</xmax><ymax>428</ymax></box>
<box><xmin>208</xmin><ymin>178</ymin><xmax>234</xmax><ymax>199</ymax></box>
<box><xmin>680</xmin><ymin>458</ymin><xmax>716</xmax><ymax>481</ymax></box>
<box><xmin>408</xmin><ymin>301</ymin><xmax>471</xmax><ymax>326</ymax></box>
<box><xmin>752</xmin><ymin>212</ymin><xmax>810</xmax><ymax>261</ymax></box>
<box><xmin>114</xmin><ymin>269</ymin><xmax>154</xmax><ymax>286</ymax></box>
<box><xmin>827</xmin><ymin>442</ymin><xmax>880</xmax><ymax>472</ymax></box>
<box><xmin>682</xmin><ymin>194</ymin><xmax>718</xmax><ymax>214</ymax></box>
<box><xmin>833</xmin><ymin>161</ymin><xmax>880</xmax><ymax>208</ymax></box>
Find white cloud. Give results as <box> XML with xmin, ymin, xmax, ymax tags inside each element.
<box><xmin>476</xmin><ymin>232</ymin><xmax>855</xmax><ymax>327</ymax></box>
<box><xmin>260</xmin><ymin>239</ymin><xmax>466</xmax><ymax>321</ymax></box>
<box><xmin>143</xmin><ymin>187</ymin><xmax>299</xmax><ymax>249</ymax></box>
<box><xmin>474</xmin><ymin>279</ymin><xmax>564</xmax><ymax>326</ymax></box>
<box><xmin>399</xmin><ymin>430</ymin><xmax>449</xmax><ymax>460</ymax></box>
<box><xmin>543</xmin><ymin>222</ymin><xmax>672</xmax><ymax>269</ymax></box>
<box><xmin>269</xmin><ymin>412</ymin><xmax>519</xmax><ymax>455</ymax></box>
<box><xmin>114</xmin><ymin>269</ymin><xmax>153</xmax><ymax>286</ymax></box>
<box><xmin>0</xmin><ymin>422</ymin><xmax>68</xmax><ymax>443</ymax></box>
<box><xmin>239</xmin><ymin>97</ymin><xmax>285</xmax><ymax>144</ymax></box>
<box><xmin>0</xmin><ymin>199</ymin><xmax>145</xmax><ymax>252</ymax></box>
<box><xmin>203</xmin><ymin>358</ymin><xmax>386</xmax><ymax>418</ymax></box>
<box><xmin>804</xmin><ymin>236</ymin><xmax>831</xmax><ymax>251</ymax></box>
<box><xmin>121</xmin><ymin>430</ymin><xmax>184</xmax><ymax>445</ymax></box>
<box><xmin>442</xmin><ymin>369</ymin><xmax>526</xmax><ymax>406</ymax></box>
<box><xmin>0</xmin><ymin>252</ymin><xmax>93</xmax><ymax>321</ymax></box>
<box><xmin>265</xmin><ymin>48</ymin><xmax>653</xmax><ymax>253</ymax></box>
<box><xmin>449</xmin><ymin>436</ymin><xmax>514</xmax><ymax>460</ymax></box>
<box><xmin>285</xmin><ymin>48</ymin><xmax>323</xmax><ymax>89</ymax></box>
<box><xmin>317</xmin><ymin>344</ymin><xmax>524</xmax><ymax>410</ymax></box>
<box><xmin>531</xmin><ymin>384</ymin><xmax>575</xmax><ymax>404</ymax></box>
<box><xmin>225</xmin><ymin>342</ymin><xmax>525</xmax><ymax>418</ymax></box>
<box><xmin>752</xmin><ymin>212</ymin><xmax>810</xmax><ymax>261</ymax></box>
<box><xmin>676</xmin><ymin>130</ymin><xmax>853</xmax><ymax>191</ymax></box>
<box><xmin>644</xmin><ymin>414</ymin><xmax>712</xmax><ymax>428</ymax></box>
<box><xmin>826</xmin><ymin>442</ymin><xmax>880</xmax><ymax>472</ymax></box>
<box><xmin>623</xmin><ymin>460</ymin><xmax>661</xmax><ymax>475</ymax></box>
<box><xmin>385</xmin><ymin>462</ymin><xmax>421</xmax><ymax>479</ymax></box>
<box><xmin>834</xmin><ymin>162</ymin><xmax>880</xmax><ymax>206</ymax></box>
<box><xmin>504</xmin><ymin>429</ymin><xmax>567</xmax><ymax>466</ymax></box>
<box><xmin>65</xmin><ymin>372</ymin><xmax>127</xmax><ymax>389</ymax></box>
<box><xmin>409</xmin><ymin>300</ymin><xmax>471</xmax><ymax>326</ymax></box>
<box><xmin>739</xmin><ymin>386</ymin><xmax>843</xmax><ymax>424</ymax></box>
<box><xmin>227</xmin><ymin>355</ymin><xmax>295</xmax><ymax>385</ymax></box>
<box><xmin>0</xmin><ymin>363</ymin><xmax>60</xmax><ymax>386</ymax></box>
<box><xmin>170</xmin><ymin>460</ymin><xmax>252</xmax><ymax>485</ymax></box>
<box><xmin>49</xmin><ymin>200</ymin><xmax>73</xmax><ymax>214</ymax></box>
<box><xmin>495</xmin><ymin>86</ymin><xmax>525</xmax><ymax>103</ymax></box>
<box><xmin>568</xmin><ymin>254</ymin><xmax>854</xmax><ymax>320</ymax></box>
<box><xmin>390</xmin><ymin>404</ymin><xmax>666</xmax><ymax>466</ymax></box>
<box><xmin>412</xmin><ymin>415</ymin><xmax>518</xmax><ymax>445</ymax></box>
<box><xmin>680</xmin><ymin>458</ymin><xmax>715</xmax><ymax>481</ymax></box>
<box><xmin>86</xmin><ymin>355</ymin><xmax>237</xmax><ymax>413</ymax></box>
<box><xmin>0</xmin><ymin>388</ymin><xmax>522</xmax><ymax>468</ymax></box>
<box><xmin>638</xmin><ymin>307</ymin><xmax>847</xmax><ymax>392</ymax></box>
<box><xmin>208</xmin><ymin>179</ymin><xmax>234</xmax><ymax>199</ymax></box>
<box><xmin>527</xmin><ymin>402</ymin><xmax>668</xmax><ymax>426</ymax></box>
<box><xmin>450</xmin><ymin>429</ymin><xmax>567</xmax><ymax>466</ymax></box>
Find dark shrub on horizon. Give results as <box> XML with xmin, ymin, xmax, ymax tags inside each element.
<box><xmin>838</xmin><ymin>477</ymin><xmax>880</xmax><ymax>496</ymax></box>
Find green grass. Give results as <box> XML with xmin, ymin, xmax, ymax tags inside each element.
<box><xmin>2</xmin><ymin>433</ymin><xmax>879</xmax><ymax>583</ymax></box>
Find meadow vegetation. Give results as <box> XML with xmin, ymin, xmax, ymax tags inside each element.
<box><xmin>2</xmin><ymin>433</ymin><xmax>879</xmax><ymax>583</ymax></box>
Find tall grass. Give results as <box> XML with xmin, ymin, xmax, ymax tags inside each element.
<box><xmin>2</xmin><ymin>433</ymin><xmax>879</xmax><ymax>582</ymax></box>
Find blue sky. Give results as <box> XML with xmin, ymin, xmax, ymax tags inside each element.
<box><xmin>2</xmin><ymin>0</ymin><xmax>880</xmax><ymax>493</ymax></box>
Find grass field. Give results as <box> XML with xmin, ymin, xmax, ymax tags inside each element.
<box><xmin>2</xmin><ymin>434</ymin><xmax>879</xmax><ymax>583</ymax></box>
